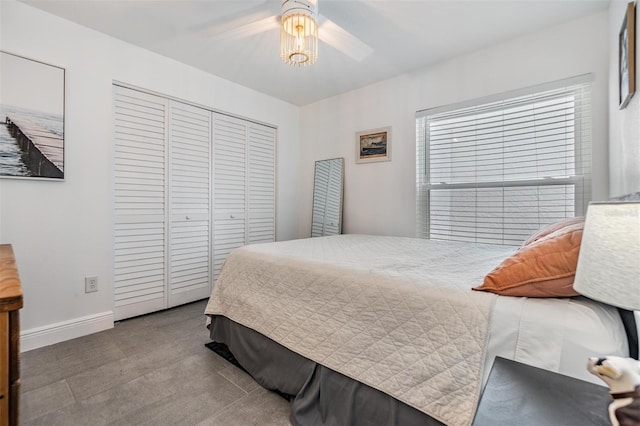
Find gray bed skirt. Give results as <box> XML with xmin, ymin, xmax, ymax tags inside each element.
<box><xmin>210</xmin><ymin>315</ymin><xmax>444</xmax><ymax>426</ymax></box>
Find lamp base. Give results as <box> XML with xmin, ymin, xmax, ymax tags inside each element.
<box><xmin>618</xmin><ymin>308</ymin><xmax>639</xmax><ymax>360</ymax></box>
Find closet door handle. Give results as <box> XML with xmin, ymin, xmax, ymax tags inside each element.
<box><xmin>185</xmin><ymin>216</ymin><xmax>191</xmax><ymax>220</ymax></box>
<box><xmin>230</xmin><ymin>214</ymin><xmax>235</xmax><ymax>219</ymax></box>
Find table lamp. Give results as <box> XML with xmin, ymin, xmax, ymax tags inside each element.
<box><xmin>574</xmin><ymin>201</ymin><xmax>640</xmax><ymax>311</ymax></box>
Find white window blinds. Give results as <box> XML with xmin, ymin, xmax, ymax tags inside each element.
<box><xmin>416</xmin><ymin>75</ymin><xmax>592</xmax><ymax>245</ymax></box>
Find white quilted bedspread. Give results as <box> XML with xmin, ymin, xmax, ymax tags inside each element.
<box><xmin>205</xmin><ymin>235</ymin><xmax>515</xmax><ymax>426</ymax></box>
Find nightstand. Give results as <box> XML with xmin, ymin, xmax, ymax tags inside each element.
<box><xmin>473</xmin><ymin>356</ymin><xmax>611</xmax><ymax>426</ymax></box>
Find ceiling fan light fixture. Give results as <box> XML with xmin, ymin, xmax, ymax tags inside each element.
<box><xmin>280</xmin><ymin>0</ymin><xmax>318</xmax><ymax>66</ymax></box>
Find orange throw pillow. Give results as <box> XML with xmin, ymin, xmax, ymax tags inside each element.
<box><xmin>473</xmin><ymin>222</ymin><xmax>583</xmax><ymax>297</ymax></box>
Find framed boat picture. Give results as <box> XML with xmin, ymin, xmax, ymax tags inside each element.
<box><xmin>0</xmin><ymin>51</ymin><xmax>65</xmax><ymax>179</ymax></box>
<box><xmin>356</xmin><ymin>126</ymin><xmax>391</xmax><ymax>164</ymax></box>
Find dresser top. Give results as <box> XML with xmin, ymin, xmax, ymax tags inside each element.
<box><xmin>0</xmin><ymin>244</ymin><xmax>23</xmax><ymax>312</ymax></box>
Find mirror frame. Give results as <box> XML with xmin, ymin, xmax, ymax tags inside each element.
<box><xmin>311</xmin><ymin>157</ymin><xmax>344</xmax><ymax>237</ymax></box>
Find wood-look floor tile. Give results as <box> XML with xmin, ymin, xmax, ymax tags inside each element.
<box><xmin>21</xmin><ymin>379</ymin><xmax>76</xmax><ymax>422</ymax></box>
<box><xmin>21</xmin><ymin>299</ymin><xmax>292</xmax><ymax>426</ymax></box>
<box><xmin>198</xmin><ymin>387</ymin><xmax>292</xmax><ymax>426</ymax></box>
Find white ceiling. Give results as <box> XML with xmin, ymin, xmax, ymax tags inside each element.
<box><xmin>21</xmin><ymin>0</ymin><xmax>610</xmax><ymax>106</ymax></box>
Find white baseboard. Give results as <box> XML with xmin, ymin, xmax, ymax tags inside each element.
<box><xmin>20</xmin><ymin>311</ymin><xmax>114</xmax><ymax>352</ymax></box>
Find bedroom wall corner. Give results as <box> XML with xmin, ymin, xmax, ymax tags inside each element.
<box><xmin>608</xmin><ymin>1</ymin><xmax>640</xmax><ymax>197</ymax></box>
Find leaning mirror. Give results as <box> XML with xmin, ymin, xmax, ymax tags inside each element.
<box><xmin>311</xmin><ymin>157</ymin><xmax>344</xmax><ymax>237</ymax></box>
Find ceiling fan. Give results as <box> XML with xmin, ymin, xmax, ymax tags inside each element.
<box><xmin>204</xmin><ymin>0</ymin><xmax>373</xmax><ymax>65</ymax></box>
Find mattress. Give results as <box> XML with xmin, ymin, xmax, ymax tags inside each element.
<box><xmin>205</xmin><ymin>234</ymin><xmax>629</xmax><ymax>425</ymax></box>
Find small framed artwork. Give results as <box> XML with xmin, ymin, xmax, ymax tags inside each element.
<box><xmin>619</xmin><ymin>2</ymin><xmax>635</xmax><ymax>109</ymax></box>
<box><xmin>356</xmin><ymin>126</ymin><xmax>391</xmax><ymax>164</ymax></box>
<box><xmin>0</xmin><ymin>51</ymin><xmax>65</xmax><ymax>179</ymax></box>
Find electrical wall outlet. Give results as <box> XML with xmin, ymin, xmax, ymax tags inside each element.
<box><xmin>85</xmin><ymin>276</ymin><xmax>98</xmax><ymax>293</ymax></box>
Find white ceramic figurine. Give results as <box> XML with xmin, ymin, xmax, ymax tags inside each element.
<box><xmin>587</xmin><ymin>356</ymin><xmax>640</xmax><ymax>426</ymax></box>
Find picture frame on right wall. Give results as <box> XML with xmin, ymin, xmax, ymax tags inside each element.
<box><xmin>619</xmin><ymin>1</ymin><xmax>635</xmax><ymax>109</ymax></box>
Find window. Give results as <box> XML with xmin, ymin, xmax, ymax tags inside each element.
<box><xmin>416</xmin><ymin>75</ymin><xmax>592</xmax><ymax>245</ymax></box>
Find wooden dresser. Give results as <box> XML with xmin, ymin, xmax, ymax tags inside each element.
<box><xmin>0</xmin><ymin>244</ymin><xmax>23</xmax><ymax>426</ymax></box>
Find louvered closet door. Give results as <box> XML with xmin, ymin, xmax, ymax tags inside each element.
<box><xmin>213</xmin><ymin>113</ymin><xmax>247</xmax><ymax>279</ymax></box>
<box><xmin>168</xmin><ymin>101</ymin><xmax>212</xmax><ymax>306</ymax></box>
<box><xmin>247</xmin><ymin>123</ymin><xmax>276</xmax><ymax>244</ymax></box>
<box><xmin>113</xmin><ymin>86</ymin><xmax>168</xmax><ymax>321</ymax></box>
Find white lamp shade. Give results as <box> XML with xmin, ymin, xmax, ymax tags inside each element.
<box><xmin>574</xmin><ymin>202</ymin><xmax>640</xmax><ymax>311</ymax></box>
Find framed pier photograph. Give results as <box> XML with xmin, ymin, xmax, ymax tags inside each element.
<box><xmin>0</xmin><ymin>51</ymin><xmax>65</xmax><ymax>180</ymax></box>
<box><xmin>356</xmin><ymin>126</ymin><xmax>391</xmax><ymax>164</ymax></box>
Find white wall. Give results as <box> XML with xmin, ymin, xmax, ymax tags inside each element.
<box><xmin>300</xmin><ymin>12</ymin><xmax>610</xmax><ymax>238</ymax></box>
<box><xmin>609</xmin><ymin>1</ymin><xmax>640</xmax><ymax>197</ymax></box>
<box><xmin>0</xmin><ymin>1</ymin><xmax>302</xmax><ymax>350</ymax></box>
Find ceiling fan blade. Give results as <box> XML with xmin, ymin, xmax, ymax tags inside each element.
<box><xmin>194</xmin><ymin>0</ymin><xmax>280</xmax><ymax>40</ymax></box>
<box><xmin>319</xmin><ymin>16</ymin><xmax>373</xmax><ymax>62</ymax></box>
<box><xmin>209</xmin><ymin>14</ymin><xmax>279</xmax><ymax>41</ymax></box>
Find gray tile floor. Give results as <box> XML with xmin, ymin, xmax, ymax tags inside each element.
<box><xmin>20</xmin><ymin>300</ymin><xmax>292</xmax><ymax>426</ymax></box>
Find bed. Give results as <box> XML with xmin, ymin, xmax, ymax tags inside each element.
<box><xmin>204</xmin><ymin>233</ymin><xmax>631</xmax><ymax>426</ymax></box>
